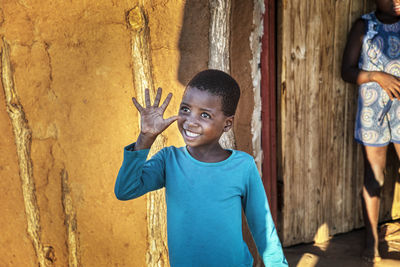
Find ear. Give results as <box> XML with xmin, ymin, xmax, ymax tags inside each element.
<box><xmin>223</xmin><ymin>116</ymin><xmax>234</xmax><ymax>132</ymax></box>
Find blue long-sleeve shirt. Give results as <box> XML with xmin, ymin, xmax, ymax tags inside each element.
<box><xmin>115</xmin><ymin>143</ymin><xmax>288</xmax><ymax>267</ymax></box>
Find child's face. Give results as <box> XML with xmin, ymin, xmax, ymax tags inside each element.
<box><xmin>376</xmin><ymin>0</ymin><xmax>400</xmax><ymax>16</ymax></box>
<box><xmin>177</xmin><ymin>86</ymin><xmax>233</xmax><ymax>149</ymax></box>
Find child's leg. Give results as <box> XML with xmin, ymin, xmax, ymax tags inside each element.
<box><xmin>361</xmin><ymin>145</ymin><xmax>388</xmax><ymax>261</ymax></box>
<box><xmin>393</xmin><ymin>143</ymin><xmax>400</xmax><ymax>164</ymax></box>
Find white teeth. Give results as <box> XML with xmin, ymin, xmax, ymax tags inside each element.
<box><xmin>185</xmin><ymin>130</ymin><xmax>200</xmax><ymax>137</ymax></box>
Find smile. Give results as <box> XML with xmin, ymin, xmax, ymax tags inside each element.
<box><xmin>184</xmin><ymin>129</ymin><xmax>200</xmax><ymax>138</ymax></box>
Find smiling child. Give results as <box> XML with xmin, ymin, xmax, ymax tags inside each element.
<box><xmin>114</xmin><ymin>69</ymin><xmax>287</xmax><ymax>266</ymax></box>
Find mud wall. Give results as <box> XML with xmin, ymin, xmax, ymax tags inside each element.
<box><xmin>1</xmin><ymin>0</ymin><xmax>256</xmax><ymax>266</ymax></box>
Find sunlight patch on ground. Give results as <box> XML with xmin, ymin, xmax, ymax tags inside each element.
<box><xmin>314</xmin><ymin>223</ymin><xmax>331</xmax><ymax>245</ymax></box>
<box><xmin>296</xmin><ymin>253</ymin><xmax>319</xmax><ymax>266</ymax></box>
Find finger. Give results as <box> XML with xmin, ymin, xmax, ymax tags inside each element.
<box><xmin>132</xmin><ymin>97</ymin><xmax>143</xmax><ymax>112</ymax></box>
<box><xmin>145</xmin><ymin>88</ymin><xmax>151</xmax><ymax>107</ymax></box>
<box><xmin>153</xmin><ymin>87</ymin><xmax>162</xmax><ymax>107</ymax></box>
<box><xmin>164</xmin><ymin>115</ymin><xmax>179</xmax><ymax>127</ymax></box>
<box><xmin>387</xmin><ymin>90</ymin><xmax>394</xmax><ymax>100</ymax></box>
<box><xmin>160</xmin><ymin>93</ymin><xmax>173</xmax><ymax>111</ymax></box>
<box><xmin>395</xmin><ymin>85</ymin><xmax>400</xmax><ymax>98</ymax></box>
<box><xmin>392</xmin><ymin>88</ymin><xmax>400</xmax><ymax>99</ymax></box>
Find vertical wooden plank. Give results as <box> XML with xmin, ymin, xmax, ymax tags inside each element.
<box><xmin>305</xmin><ymin>0</ymin><xmax>322</xmax><ymax>242</ymax></box>
<box><xmin>127</xmin><ymin>6</ymin><xmax>169</xmax><ymax>266</ymax></box>
<box><xmin>344</xmin><ymin>0</ymin><xmax>366</xmax><ymax>232</ymax></box>
<box><xmin>208</xmin><ymin>0</ymin><xmax>236</xmax><ymax>150</ymax></box>
<box><xmin>261</xmin><ymin>0</ymin><xmax>278</xmax><ymax>224</ymax></box>
<box><xmin>334</xmin><ymin>0</ymin><xmax>354</xmax><ymax>234</ymax></box>
<box><xmin>279</xmin><ymin>0</ymin><xmax>290</xmax><ymax>244</ymax></box>
<box><xmin>315</xmin><ymin>0</ymin><xmax>335</xmax><ymax>243</ymax></box>
<box><xmin>351</xmin><ymin>0</ymin><xmax>367</xmax><ymax>230</ymax></box>
<box><xmin>280</xmin><ymin>0</ymin><xmax>309</xmax><ymax>245</ymax></box>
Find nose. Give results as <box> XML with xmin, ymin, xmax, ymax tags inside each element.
<box><xmin>182</xmin><ymin>115</ymin><xmax>199</xmax><ymax>129</ymax></box>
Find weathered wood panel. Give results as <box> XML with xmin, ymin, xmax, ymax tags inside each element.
<box><xmin>127</xmin><ymin>6</ymin><xmax>169</xmax><ymax>266</ymax></box>
<box><xmin>278</xmin><ymin>0</ymin><xmax>400</xmax><ymax>246</ymax></box>
<box><xmin>208</xmin><ymin>0</ymin><xmax>236</xmax><ymax>149</ymax></box>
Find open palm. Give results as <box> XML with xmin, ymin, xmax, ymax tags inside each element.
<box><xmin>132</xmin><ymin>87</ymin><xmax>178</xmax><ymax>138</ymax></box>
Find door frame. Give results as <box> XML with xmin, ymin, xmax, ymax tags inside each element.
<box><xmin>260</xmin><ymin>0</ymin><xmax>278</xmax><ymax>224</ymax></box>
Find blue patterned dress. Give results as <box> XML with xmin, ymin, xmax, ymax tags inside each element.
<box><xmin>355</xmin><ymin>12</ymin><xmax>400</xmax><ymax>146</ymax></box>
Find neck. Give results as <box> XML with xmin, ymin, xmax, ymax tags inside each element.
<box><xmin>186</xmin><ymin>144</ymin><xmax>231</xmax><ymax>163</ymax></box>
<box><xmin>375</xmin><ymin>10</ymin><xmax>400</xmax><ymax>24</ymax></box>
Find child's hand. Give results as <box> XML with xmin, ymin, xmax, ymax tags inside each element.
<box><xmin>132</xmin><ymin>88</ymin><xmax>178</xmax><ymax>150</ymax></box>
<box><xmin>373</xmin><ymin>72</ymin><xmax>400</xmax><ymax>99</ymax></box>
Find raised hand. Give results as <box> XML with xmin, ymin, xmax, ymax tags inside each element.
<box><xmin>132</xmin><ymin>87</ymin><xmax>178</xmax><ymax>150</ymax></box>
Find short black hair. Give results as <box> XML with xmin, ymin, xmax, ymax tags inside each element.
<box><xmin>186</xmin><ymin>69</ymin><xmax>240</xmax><ymax>116</ymax></box>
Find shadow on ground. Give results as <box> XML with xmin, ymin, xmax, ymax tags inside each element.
<box><xmin>284</xmin><ymin>221</ymin><xmax>400</xmax><ymax>267</ymax></box>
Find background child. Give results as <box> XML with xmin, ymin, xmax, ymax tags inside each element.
<box><xmin>115</xmin><ymin>70</ymin><xmax>287</xmax><ymax>266</ymax></box>
<box><xmin>341</xmin><ymin>0</ymin><xmax>400</xmax><ymax>262</ymax></box>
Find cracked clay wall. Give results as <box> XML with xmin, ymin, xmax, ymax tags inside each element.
<box><xmin>0</xmin><ymin>0</ymin><xmax>195</xmax><ymax>266</ymax></box>
<box><xmin>1</xmin><ymin>0</ymin><xmax>256</xmax><ymax>266</ymax></box>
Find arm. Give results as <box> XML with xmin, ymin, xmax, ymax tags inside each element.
<box><xmin>114</xmin><ymin>143</ymin><xmax>165</xmax><ymax>200</ymax></box>
<box><xmin>242</xmin><ymin>162</ymin><xmax>288</xmax><ymax>267</ymax></box>
<box><xmin>114</xmin><ymin>87</ymin><xmax>178</xmax><ymax>200</ymax></box>
<box><xmin>341</xmin><ymin>18</ymin><xmax>400</xmax><ymax>99</ymax></box>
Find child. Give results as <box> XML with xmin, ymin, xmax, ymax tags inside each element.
<box><xmin>341</xmin><ymin>0</ymin><xmax>400</xmax><ymax>262</ymax></box>
<box><xmin>115</xmin><ymin>70</ymin><xmax>288</xmax><ymax>266</ymax></box>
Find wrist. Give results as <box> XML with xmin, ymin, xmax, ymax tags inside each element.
<box><xmin>369</xmin><ymin>71</ymin><xmax>380</xmax><ymax>83</ymax></box>
<box><xmin>134</xmin><ymin>132</ymin><xmax>157</xmax><ymax>151</ymax></box>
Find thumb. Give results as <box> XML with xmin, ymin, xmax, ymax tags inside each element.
<box><xmin>164</xmin><ymin>115</ymin><xmax>179</xmax><ymax>126</ymax></box>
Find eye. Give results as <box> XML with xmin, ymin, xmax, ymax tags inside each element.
<box><xmin>180</xmin><ymin>106</ymin><xmax>190</xmax><ymax>113</ymax></box>
<box><xmin>201</xmin><ymin>112</ymin><xmax>211</xmax><ymax>119</ymax></box>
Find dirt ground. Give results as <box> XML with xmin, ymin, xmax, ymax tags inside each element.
<box><xmin>284</xmin><ymin>221</ymin><xmax>400</xmax><ymax>267</ymax></box>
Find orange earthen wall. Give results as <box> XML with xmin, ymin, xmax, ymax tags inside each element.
<box><xmin>0</xmin><ymin>0</ymin><xmax>255</xmax><ymax>266</ymax></box>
